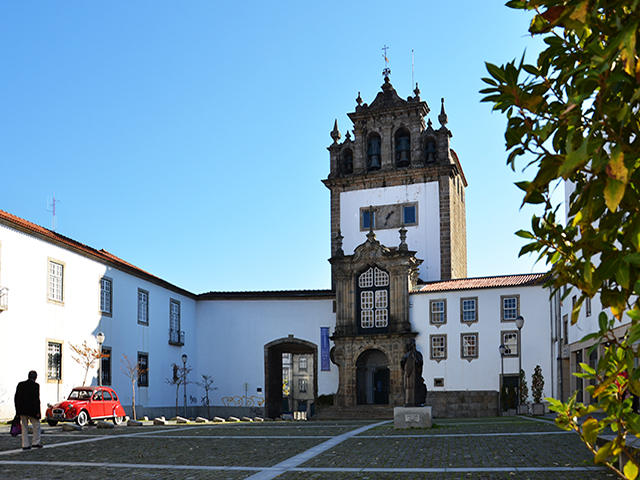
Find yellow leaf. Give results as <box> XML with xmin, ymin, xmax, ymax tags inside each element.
<box><xmin>606</xmin><ymin>149</ymin><xmax>628</xmax><ymax>182</ymax></box>
<box><xmin>604</xmin><ymin>178</ymin><xmax>625</xmax><ymax>212</ymax></box>
<box><xmin>569</xmin><ymin>2</ymin><xmax>588</xmax><ymax>23</ymax></box>
<box><xmin>624</xmin><ymin>458</ymin><xmax>639</xmax><ymax>480</ymax></box>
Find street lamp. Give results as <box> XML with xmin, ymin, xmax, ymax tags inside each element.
<box><xmin>96</xmin><ymin>332</ymin><xmax>105</xmax><ymax>387</ymax></box>
<box><xmin>499</xmin><ymin>344</ymin><xmax>506</xmax><ymax>416</ymax></box>
<box><xmin>515</xmin><ymin>315</ymin><xmax>525</xmax><ymax>408</ymax></box>
<box><xmin>181</xmin><ymin>354</ymin><xmax>188</xmax><ymax>418</ymax></box>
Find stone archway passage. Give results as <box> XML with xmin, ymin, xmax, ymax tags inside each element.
<box><xmin>264</xmin><ymin>336</ymin><xmax>318</xmax><ymax>420</ymax></box>
<box><xmin>356</xmin><ymin>349</ymin><xmax>390</xmax><ymax>405</ymax></box>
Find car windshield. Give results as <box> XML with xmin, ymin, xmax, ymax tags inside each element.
<box><xmin>68</xmin><ymin>389</ymin><xmax>92</xmax><ymax>400</ymax></box>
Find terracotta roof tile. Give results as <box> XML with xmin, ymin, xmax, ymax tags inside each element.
<box><xmin>415</xmin><ymin>273</ymin><xmax>550</xmax><ymax>293</ymax></box>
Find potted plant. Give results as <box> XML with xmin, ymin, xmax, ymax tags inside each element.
<box><xmin>531</xmin><ymin>365</ymin><xmax>545</xmax><ymax>415</ymax></box>
<box><xmin>518</xmin><ymin>368</ymin><xmax>529</xmax><ymax>414</ymax></box>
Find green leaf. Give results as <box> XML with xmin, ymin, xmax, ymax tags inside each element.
<box><xmin>515</xmin><ymin>230</ymin><xmax>535</xmax><ymax>239</ymax></box>
<box><xmin>604</xmin><ymin>178</ymin><xmax>626</xmax><ymax>212</ymax></box>
<box><xmin>559</xmin><ymin>137</ymin><xmax>588</xmax><ymax>179</ymax></box>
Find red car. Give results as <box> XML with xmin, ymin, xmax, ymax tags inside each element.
<box><xmin>45</xmin><ymin>386</ymin><xmax>127</xmax><ymax>427</ymax></box>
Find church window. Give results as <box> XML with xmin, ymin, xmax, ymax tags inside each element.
<box><xmin>137</xmin><ymin>352</ymin><xmax>149</xmax><ymax>386</ymax></box>
<box><xmin>461</xmin><ymin>297</ymin><xmax>477</xmax><ymax>323</ymax></box>
<box><xmin>362</xmin><ymin>210</ymin><xmax>375</xmax><ymax>230</ymax></box>
<box><xmin>502</xmin><ymin>331</ymin><xmax>518</xmax><ymax>356</ymax></box>
<box><xmin>342</xmin><ymin>148</ymin><xmax>353</xmax><ymax>175</ymax></box>
<box><xmin>461</xmin><ymin>333</ymin><xmax>478</xmax><ymax>359</ymax></box>
<box><xmin>299</xmin><ymin>356</ymin><xmax>307</xmax><ymax>371</ymax></box>
<box><xmin>501</xmin><ymin>295</ymin><xmax>519</xmax><ymax>321</ymax></box>
<box><xmin>395</xmin><ymin>128</ymin><xmax>411</xmax><ymax>167</ymax></box>
<box><xmin>402</xmin><ymin>205</ymin><xmax>417</xmax><ymax>225</ymax></box>
<box><xmin>299</xmin><ymin>379</ymin><xmax>308</xmax><ymax>393</ymax></box>
<box><xmin>358</xmin><ymin>267</ymin><xmax>389</xmax><ymax>330</ymax></box>
<box><xmin>430</xmin><ymin>335</ymin><xmax>447</xmax><ymax>361</ymax></box>
<box><xmin>138</xmin><ymin>289</ymin><xmax>149</xmax><ymax>325</ymax></box>
<box><xmin>169</xmin><ymin>299</ymin><xmax>183</xmax><ymax>345</ymax></box>
<box><xmin>430</xmin><ymin>299</ymin><xmax>446</xmax><ymax>325</ymax></box>
<box><xmin>367</xmin><ymin>135</ymin><xmax>382</xmax><ymax>171</ymax></box>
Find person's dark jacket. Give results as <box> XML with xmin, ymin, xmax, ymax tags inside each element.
<box><xmin>14</xmin><ymin>380</ymin><xmax>41</xmax><ymax>418</ymax></box>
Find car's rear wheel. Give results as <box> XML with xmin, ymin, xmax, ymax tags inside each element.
<box><xmin>47</xmin><ymin>420</ymin><xmax>58</xmax><ymax>427</ymax></box>
<box><xmin>112</xmin><ymin>415</ymin><xmax>125</xmax><ymax>425</ymax></box>
<box><xmin>76</xmin><ymin>410</ymin><xmax>90</xmax><ymax>427</ymax></box>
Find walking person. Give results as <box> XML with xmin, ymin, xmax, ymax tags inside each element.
<box><xmin>14</xmin><ymin>370</ymin><xmax>42</xmax><ymax>450</ymax></box>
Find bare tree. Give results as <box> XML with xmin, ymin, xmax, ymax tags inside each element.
<box><xmin>121</xmin><ymin>354</ymin><xmax>147</xmax><ymax>420</ymax></box>
<box><xmin>165</xmin><ymin>363</ymin><xmax>192</xmax><ymax>418</ymax></box>
<box><xmin>196</xmin><ymin>374</ymin><xmax>217</xmax><ymax>419</ymax></box>
<box><xmin>70</xmin><ymin>341</ymin><xmax>109</xmax><ymax>386</ymax></box>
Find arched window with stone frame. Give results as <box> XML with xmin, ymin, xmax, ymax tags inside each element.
<box><xmin>357</xmin><ymin>266</ymin><xmax>390</xmax><ymax>334</ymax></box>
<box><xmin>395</xmin><ymin>127</ymin><xmax>411</xmax><ymax>168</ymax></box>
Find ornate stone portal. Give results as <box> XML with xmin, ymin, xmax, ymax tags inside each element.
<box><xmin>329</xmin><ymin>228</ymin><xmax>422</xmax><ymax>407</ymax></box>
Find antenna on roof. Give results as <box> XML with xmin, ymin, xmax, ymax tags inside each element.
<box><xmin>47</xmin><ymin>191</ymin><xmax>60</xmax><ymax>231</ymax></box>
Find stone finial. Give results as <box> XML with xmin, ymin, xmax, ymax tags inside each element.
<box><xmin>399</xmin><ymin>226</ymin><xmax>408</xmax><ymax>251</ymax></box>
<box><xmin>438</xmin><ymin>98</ymin><xmax>448</xmax><ymax>127</ymax></box>
<box><xmin>427</xmin><ymin>118</ymin><xmax>433</xmax><ymax>128</ymax></box>
<box><xmin>345</xmin><ymin>131</ymin><xmax>351</xmax><ymax>141</ymax></box>
<box><xmin>330</xmin><ymin>119</ymin><xmax>341</xmax><ymax>144</ymax></box>
<box><xmin>356</xmin><ymin>92</ymin><xmax>363</xmax><ymax>106</ymax></box>
<box><xmin>413</xmin><ymin>83</ymin><xmax>420</xmax><ymax>100</ymax></box>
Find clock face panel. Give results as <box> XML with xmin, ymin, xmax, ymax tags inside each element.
<box><xmin>360</xmin><ymin>203</ymin><xmax>418</xmax><ymax>231</ymax></box>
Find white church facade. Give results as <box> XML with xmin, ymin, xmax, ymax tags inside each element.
<box><xmin>0</xmin><ymin>77</ymin><xmax>574</xmax><ymax>421</ymax></box>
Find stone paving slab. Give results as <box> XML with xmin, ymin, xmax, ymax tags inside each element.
<box><xmin>0</xmin><ymin>417</ymin><xmax>619</xmax><ymax>480</ymax></box>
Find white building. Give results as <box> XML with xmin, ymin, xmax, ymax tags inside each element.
<box><xmin>0</xmin><ymin>77</ymin><xmax>558</xmax><ymax>420</ymax></box>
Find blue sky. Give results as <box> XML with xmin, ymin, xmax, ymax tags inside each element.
<box><xmin>0</xmin><ymin>1</ymin><xmax>550</xmax><ymax>293</ymax></box>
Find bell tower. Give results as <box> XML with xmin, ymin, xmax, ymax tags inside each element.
<box><xmin>323</xmin><ymin>76</ymin><xmax>467</xmax><ymax>283</ymax></box>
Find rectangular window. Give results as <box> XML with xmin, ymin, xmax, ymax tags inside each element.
<box><xmin>403</xmin><ymin>205</ymin><xmax>417</xmax><ymax>225</ymax></box>
<box><xmin>299</xmin><ymin>379</ymin><xmax>308</xmax><ymax>393</ymax></box>
<box><xmin>100</xmin><ymin>277</ymin><xmax>112</xmax><ymax>315</ymax></box>
<box><xmin>502</xmin><ymin>331</ymin><xmax>518</xmax><ymax>356</ymax></box>
<box><xmin>101</xmin><ymin>346</ymin><xmax>112</xmax><ymax>386</ymax></box>
<box><xmin>48</xmin><ymin>260</ymin><xmax>64</xmax><ymax>303</ymax></box>
<box><xmin>299</xmin><ymin>356</ymin><xmax>307</xmax><ymax>371</ymax></box>
<box><xmin>138</xmin><ymin>289</ymin><xmax>149</xmax><ymax>325</ymax></box>
<box><xmin>461</xmin><ymin>333</ymin><xmax>478</xmax><ymax>360</ymax></box>
<box><xmin>47</xmin><ymin>341</ymin><xmax>62</xmax><ymax>380</ymax></box>
<box><xmin>430</xmin><ymin>335</ymin><xmax>447</xmax><ymax>361</ymax></box>
<box><xmin>169</xmin><ymin>300</ymin><xmax>182</xmax><ymax>345</ymax></box>
<box><xmin>563</xmin><ymin>314</ymin><xmax>569</xmax><ymax>345</ymax></box>
<box><xmin>137</xmin><ymin>352</ymin><xmax>149</xmax><ymax>387</ymax></box>
<box><xmin>430</xmin><ymin>299</ymin><xmax>446</xmax><ymax>325</ymax></box>
<box><xmin>362</xmin><ymin>210</ymin><xmax>375</xmax><ymax>230</ymax></box>
<box><xmin>461</xmin><ymin>297</ymin><xmax>477</xmax><ymax>323</ymax></box>
<box><xmin>501</xmin><ymin>295</ymin><xmax>519</xmax><ymax>321</ymax></box>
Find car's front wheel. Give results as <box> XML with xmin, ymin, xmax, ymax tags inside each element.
<box><xmin>112</xmin><ymin>415</ymin><xmax>125</xmax><ymax>425</ymax></box>
<box><xmin>46</xmin><ymin>420</ymin><xmax>58</xmax><ymax>427</ymax></box>
<box><xmin>76</xmin><ymin>410</ymin><xmax>90</xmax><ymax>427</ymax></box>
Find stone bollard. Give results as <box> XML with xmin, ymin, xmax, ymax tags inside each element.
<box><xmin>97</xmin><ymin>420</ymin><xmax>114</xmax><ymax>429</ymax></box>
<box><xmin>195</xmin><ymin>417</ymin><xmax>208</xmax><ymax>423</ymax></box>
<box><xmin>213</xmin><ymin>417</ymin><xmax>226</xmax><ymax>423</ymax></box>
<box><xmin>228</xmin><ymin>416</ymin><xmax>240</xmax><ymax>422</ymax></box>
<box><xmin>127</xmin><ymin>419</ymin><xmax>143</xmax><ymax>426</ymax></box>
<box><xmin>241</xmin><ymin>416</ymin><xmax>253</xmax><ymax>422</ymax></box>
<box><xmin>175</xmin><ymin>416</ymin><xmax>189</xmax><ymax>423</ymax></box>
<box><xmin>153</xmin><ymin>417</ymin><xmax>166</xmax><ymax>426</ymax></box>
<box><xmin>62</xmin><ymin>424</ymin><xmax>82</xmax><ymax>431</ymax></box>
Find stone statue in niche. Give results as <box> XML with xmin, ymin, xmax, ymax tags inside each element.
<box><xmin>401</xmin><ymin>338</ymin><xmax>427</xmax><ymax>406</ymax></box>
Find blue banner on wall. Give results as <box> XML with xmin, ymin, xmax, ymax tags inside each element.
<box><xmin>321</xmin><ymin>327</ymin><xmax>330</xmax><ymax>371</ymax></box>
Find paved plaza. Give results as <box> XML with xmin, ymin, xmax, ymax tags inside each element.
<box><xmin>0</xmin><ymin>416</ymin><xmax>615</xmax><ymax>479</ymax></box>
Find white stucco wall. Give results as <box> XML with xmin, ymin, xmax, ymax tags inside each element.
<box><xmin>0</xmin><ymin>223</ymin><xmax>197</xmax><ymax>418</ymax></box>
<box><xmin>409</xmin><ymin>284</ymin><xmax>554</xmax><ymax>400</ymax></box>
<box><xmin>340</xmin><ymin>183</ymin><xmax>440</xmax><ymax>281</ymax></box>
<box><xmin>195</xmin><ymin>298</ymin><xmax>337</xmax><ymax>406</ymax></box>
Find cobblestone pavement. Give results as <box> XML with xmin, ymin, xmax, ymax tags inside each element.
<box><xmin>0</xmin><ymin>417</ymin><xmax>616</xmax><ymax>479</ymax></box>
